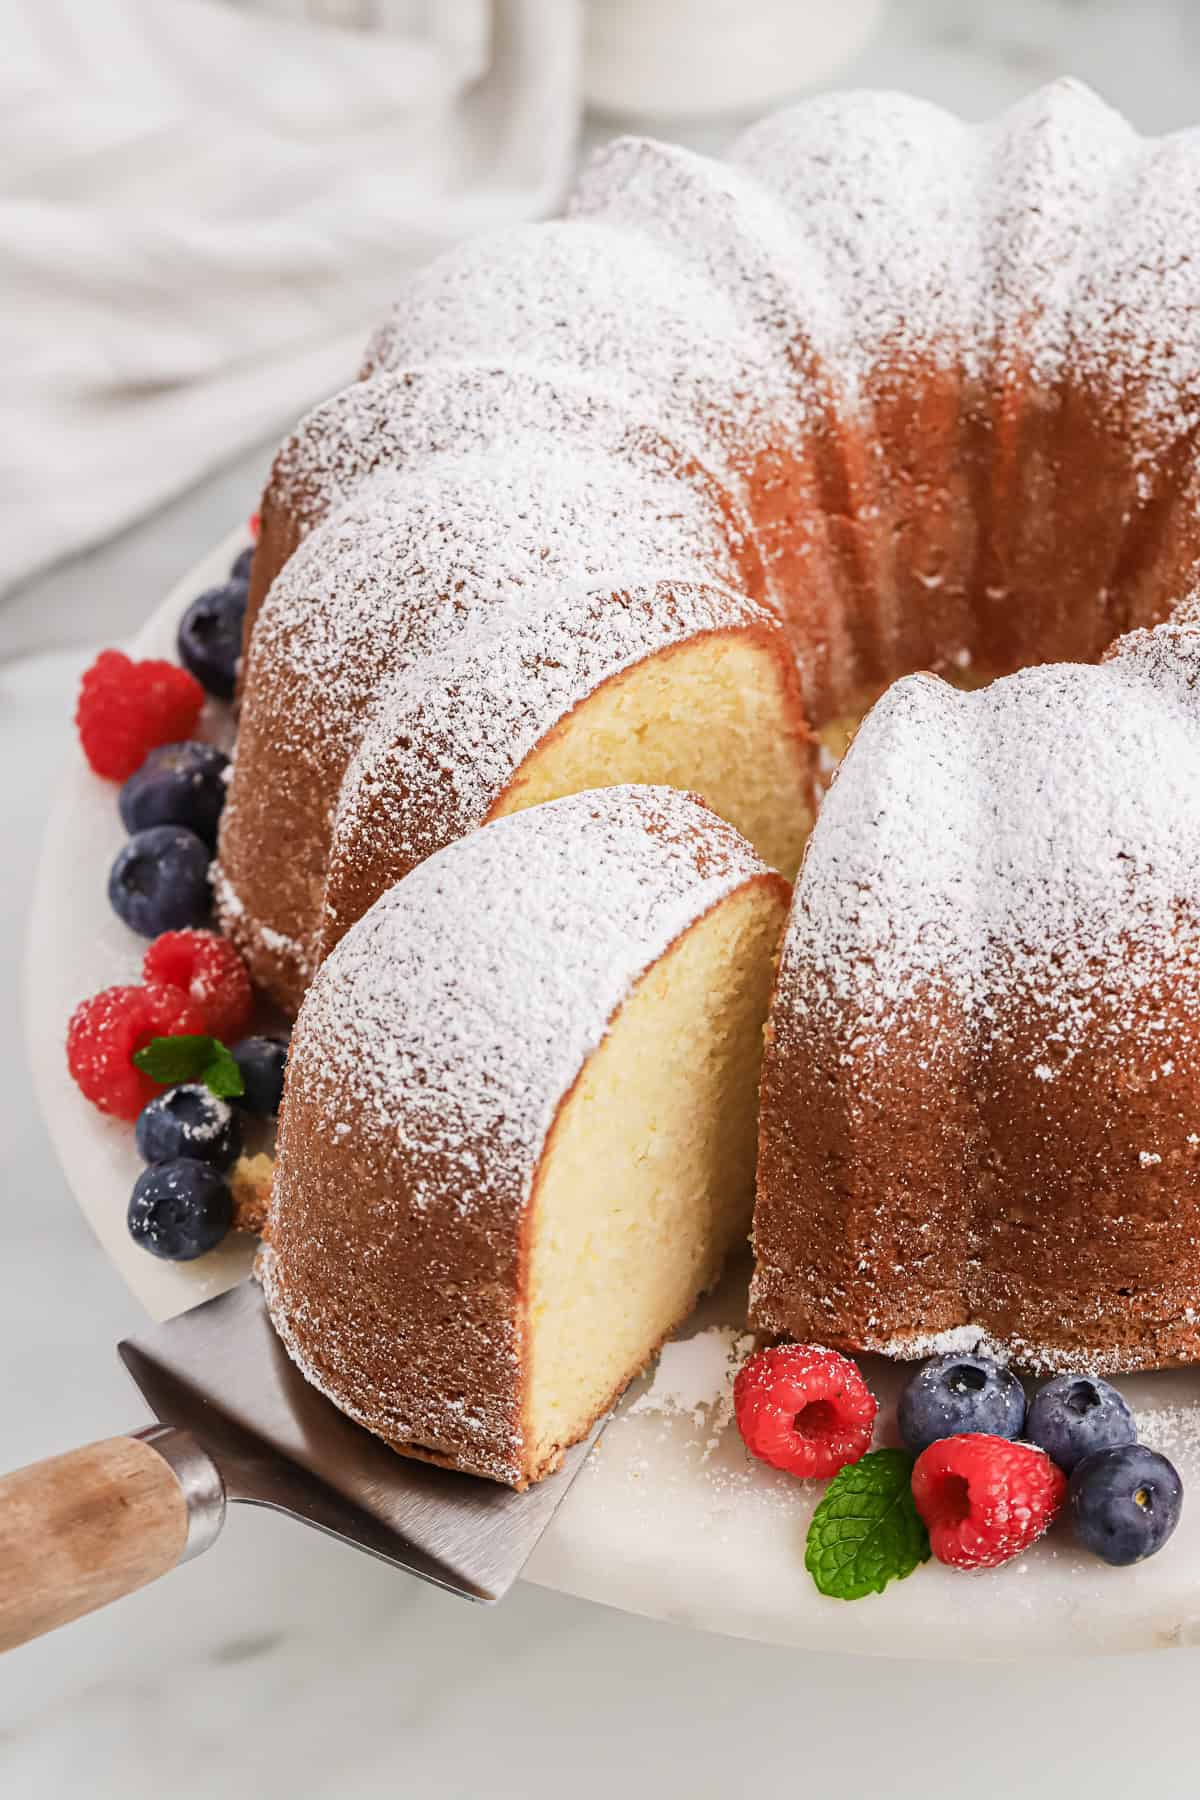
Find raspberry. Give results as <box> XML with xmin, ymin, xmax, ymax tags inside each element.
<box><xmin>248</xmin><ymin>510</ymin><xmax>260</xmax><ymax>540</ymax></box>
<box><xmin>67</xmin><ymin>984</ymin><xmax>207</xmax><ymax>1121</ymax></box>
<box><xmin>734</xmin><ymin>1343</ymin><xmax>877</xmax><ymax>1479</ymax></box>
<box><xmin>912</xmin><ymin>1433</ymin><xmax>1067</xmax><ymax>1570</ymax></box>
<box><xmin>143</xmin><ymin>930</ymin><xmax>253</xmax><ymax>1042</ymax></box>
<box><xmin>76</xmin><ymin>650</ymin><xmax>205</xmax><ymax>781</ymax></box>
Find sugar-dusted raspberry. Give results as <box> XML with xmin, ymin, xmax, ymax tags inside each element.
<box><xmin>143</xmin><ymin>930</ymin><xmax>253</xmax><ymax>1043</ymax></box>
<box><xmin>912</xmin><ymin>1433</ymin><xmax>1067</xmax><ymax>1571</ymax></box>
<box><xmin>66</xmin><ymin>983</ymin><xmax>206</xmax><ymax>1121</ymax></box>
<box><xmin>734</xmin><ymin>1343</ymin><xmax>877</xmax><ymax>1480</ymax></box>
<box><xmin>76</xmin><ymin>650</ymin><xmax>205</xmax><ymax>781</ymax></box>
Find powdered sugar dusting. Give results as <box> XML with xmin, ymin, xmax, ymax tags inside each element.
<box><xmin>255</xmin><ymin>445</ymin><xmax>739</xmax><ymax>705</ymax></box>
<box><xmin>874</xmin><ymin>1323</ymin><xmax>1136</xmax><ymax>1380</ymax></box>
<box><xmin>1138</xmin><ymin>1404</ymin><xmax>1200</xmax><ymax>1471</ymax></box>
<box><xmin>733</xmin><ymin>90</ymin><xmax>978</xmax><ymax>396</ymax></box>
<box><xmin>365</xmin><ymin>223</ymin><xmax>779</xmax><ymax>473</ymax></box>
<box><xmin>782</xmin><ymin>618</ymin><xmax>1200</xmax><ymax>1062</ymax></box>
<box><xmin>359</xmin><ymin>79</ymin><xmax>1200</xmax><ymax>482</ymax></box>
<box><xmin>285</xmin><ymin>787</ymin><xmax>766</xmax><ymax>1211</ymax></box>
<box><xmin>326</xmin><ymin>582</ymin><xmax>778</xmax><ymax>895</ymax></box>
<box><xmin>628</xmin><ymin>1326</ymin><xmax>756</xmax><ymax>1450</ymax></box>
<box><xmin>268</xmin><ymin>361</ymin><xmax>756</xmax><ymax>571</ymax></box>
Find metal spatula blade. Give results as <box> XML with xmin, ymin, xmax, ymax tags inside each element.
<box><xmin>119</xmin><ymin>1281</ymin><xmax>598</xmax><ymax>1603</ymax></box>
<box><xmin>0</xmin><ymin>1281</ymin><xmax>597</xmax><ymax>1654</ymax></box>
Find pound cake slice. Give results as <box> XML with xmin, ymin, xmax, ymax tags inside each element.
<box><xmin>261</xmin><ymin>786</ymin><xmax>790</xmax><ymax>1488</ymax></box>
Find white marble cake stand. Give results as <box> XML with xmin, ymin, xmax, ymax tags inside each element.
<box><xmin>25</xmin><ymin>530</ymin><xmax>1200</xmax><ymax>1659</ymax></box>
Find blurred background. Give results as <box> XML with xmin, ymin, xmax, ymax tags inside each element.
<box><xmin>6</xmin><ymin>2</ymin><xmax>1200</xmax><ymax>1794</ymax></box>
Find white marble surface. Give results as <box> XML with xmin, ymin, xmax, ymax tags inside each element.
<box><xmin>10</xmin><ymin>2</ymin><xmax>1200</xmax><ymax>1792</ymax></box>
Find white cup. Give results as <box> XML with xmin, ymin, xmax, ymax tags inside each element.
<box><xmin>583</xmin><ymin>0</ymin><xmax>885</xmax><ymax>120</ymax></box>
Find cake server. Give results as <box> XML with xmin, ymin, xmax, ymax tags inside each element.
<box><xmin>0</xmin><ymin>1279</ymin><xmax>598</xmax><ymax>1654</ymax></box>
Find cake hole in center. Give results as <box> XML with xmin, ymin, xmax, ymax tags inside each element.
<box><xmin>795</xmin><ymin>1400</ymin><xmax>837</xmax><ymax>1439</ymax></box>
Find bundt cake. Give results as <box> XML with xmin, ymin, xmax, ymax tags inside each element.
<box><xmin>231</xmin><ymin>80</ymin><xmax>1200</xmax><ymax>1473</ymax></box>
<box><xmin>222</xmin><ymin>79</ymin><xmax>1200</xmax><ymax>1010</ymax></box>
<box><xmin>753</xmin><ymin>611</ymin><xmax>1200</xmax><ymax>1376</ymax></box>
<box><xmin>261</xmin><ymin>787</ymin><xmax>789</xmax><ymax>1488</ymax></box>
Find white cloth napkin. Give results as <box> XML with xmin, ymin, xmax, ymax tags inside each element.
<box><xmin>1</xmin><ymin>0</ymin><xmax>580</xmax><ymax>599</ymax></box>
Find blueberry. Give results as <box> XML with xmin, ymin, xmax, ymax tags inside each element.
<box><xmin>118</xmin><ymin>741</ymin><xmax>230</xmax><ymax>849</ymax></box>
<box><xmin>230</xmin><ymin>545</ymin><xmax>255</xmax><ymax>584</ymax></box>
<box><xmin>1026</xmin><ymin>1374</ymin><xmax>1136</xmax><ymax>1474</ymax></box>
<box><xmin>231</xmin><ymin>1035</ymin><xmax>288</xmax><ymax>1116</ymax></box>
<box><xmin>898</xmin><ymin>1352</ymin><xmax>1026</xmax><ymax>1455</ymax></box>
<box><xmin>127</xmin><ymin>1158</ymin><xmax>233</xmax><ymax>1261</ymax></box>
<box><xmin>135</xmin><ymin>1084</ymin><xmax>242</xmax><ymax>1171</ymax></box>
<box><xmin>177</xmin><ymin>580</ymin><xmax>248</xmax><ymax>700</ymax></box>
<box><xmin>1069</xmin><ymin>1443</ymin><xmax>1183</xmax><ymax>1565</ymax></box>
<box><xmin>108</xmin><ymin>826</ymin><xmax>211</xmax><ymax>937</ymax></box>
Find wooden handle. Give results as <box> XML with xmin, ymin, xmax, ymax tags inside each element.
<box><xmin>0</xmin><ymin>1436</ymin><xmax>192</xmax><ymax>1652</ymax></box>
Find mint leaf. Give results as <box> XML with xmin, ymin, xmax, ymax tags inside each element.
<box><xmin>805</xmin><ymin>1448</ymin><xmax>929</xmax><ymax>1601</ymax></box>
<box><xmin>200</xmin><ymin>1041</ymin><xmax>245</xmax><ymax>1100</ymax></box>
<box><xmin>133</xmin><ymin>1035</ymin><xmax>245</xmax><ymax>1101</ymax></box>
<box><xmin>133</xmin><ymin>1035</ymin><xmax>213</xmax><ymax>1084</ymax></box>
